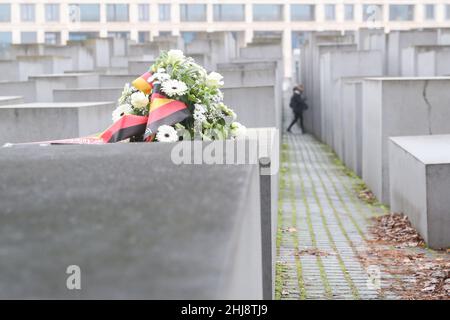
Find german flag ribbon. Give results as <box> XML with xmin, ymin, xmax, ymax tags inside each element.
<box><xmin>8</xmin><ymin>70</ymin><xmax>192</xmax><ymax>146</ymax></box>
<box><xmin>100</xmin><ymin>114</ymin><xmax>148</xmax><ymax>143</ymax></box>
<box><xmin>131</xmin><ymin>71</ymin><xmax>153</xmax><ymax>95</ymax></box>
<box><xmin>143</xmin><ymin>92</ymin><xmax>190</xmax><ymax>141</ymax></box>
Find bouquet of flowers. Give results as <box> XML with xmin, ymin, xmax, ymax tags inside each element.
<box><xmin>4</xmin><ymin>50</ymin><xmax>245</xmax><ymax>146</ymax></box>
<box><xmin>107</xmin><ymin>49</ymin><xmax>246</xmax><ymax>143</ymax></box>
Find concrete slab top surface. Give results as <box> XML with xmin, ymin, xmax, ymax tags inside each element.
<box><xmin>364</xmin><ymin>76</ymin><xmax>450</xmax><ymax>81</ymax></box>
<box><xmin>53</xmin><ymin>87</ymin><xmax>122</xmax><ymax>91</ymax></box>
<box><xmin>0</xmin><ymin>102</ymin><xmax>114</xmax><ymax>109</ymax></box>
<box><xmin>29</xmin><ymin>73</ymin><xmax>98</xmax><ymax>78</ymax></box>
<box><xmin>0</xmin><ymin>96</ymin><xmax>22</xmax><ymax>101</ymax></box>
<box><xmin>390</xmin><ymin>134</ymin><xmax>450</xmax><ymax>165</ymax></box>
<box><xmin>0</xmin><ymin>143</ymin><xmax>257</xmax><ymax>299</ymax></box>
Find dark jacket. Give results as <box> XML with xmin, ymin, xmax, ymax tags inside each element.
<box><xmin>289</xmin><ymin>92</ymin><xmax>308</xmax><ymax>114</ymax></box>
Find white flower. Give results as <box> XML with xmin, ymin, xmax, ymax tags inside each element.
<box><xmin>194</xmin><ymin>104</ymin><xmax>206</xmax><ymax>114</ymax></box>
<box><xmin>130</xmin><ymin>91</ymin><xmax>149</xmax><ymax>110</ymax></box>
<box><xmin>118</xmin><ymin>83</ymin><xmax>133</xmax><ymax>105</ymax></box>
<box><xmin>157</xmin><ymin>68</ymin><xmax>166</xmax><ymax>73</ymax></box>
<box><xmin>212</xmin><ymin>90</ymin><xmax>224</xmax><ymax>103</ymax></box>
<box><xmin>112</xmin><ymin>104</ymin><xmax>133</xmax><ymax>122</ymax></box>
<box><xmin>193</xmin><ymin>110</ymin><xmax>207</xmax><ymax>123</ymax></box>
<box><xmin>161</xmin><ymin>79</ymin><xmax>188</xmax><ymax>97</ymax></box>
<box><xmin>206</xmin><ymin>72</ymin><xmax>224</xmax><ymax>87</ymax></box>
<box><xmin>166</xmin><ymin>49</ymin><xmax>185</xmax><ymax>64</ymax></box>
<box><xmin>156</xmin><ymin>125</ymin><xmax>179</xmax><ymax>142</ymax></box>
<box><xmin>149</xmin><ymin>72</ymin><xmax>171</xmax><ymax>83</ymax></box>
<box><xmin>230</xmin><ymin>122</ymin><xmax>246</xmax><ymax>138</ymax></box>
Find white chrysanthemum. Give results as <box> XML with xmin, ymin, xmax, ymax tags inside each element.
<box><xmin>206</xmin><ymin>72</ymin><xmax>224</xmax><ymax>87</ymax></box>
<box><xmin>130</xmin><ymin>91</ymin><xmax>149</xmax><ymax>110</ymax></box>
<box><xmin>166</xmin><ymin>49</ymin><xmax>185</xmax><ymax>64</ymax></box>
<box><xmin>193</xmin><ymin>110</ymin><xmax>207</xmax><ymax>123</ymax></box>
<box><xmin>161</xmin><ymin>79</ymin><xmax>188</xmax><ymax>97</ymax></box>
<box><xmin>149</xmin><ymin>72</ymin><xmax>171</xmax><ymax>83</ymax></box>
<box><xmin>112</xmin><ymin>104</ymin><xmax>133</xmax><ymax>122</ymax></box>
<box><xmin>194</xmin><ymin>104</ymin><xmax>206</xmax><ymax>114</ymax></box>
<box><xmin>156</xmin><ymin>125</ymin><xmax>179</xmax><ymax>142</ymax></box>
<box><xmin>230</xmin><ymin>122</ymin><xmax>246</xmax><ymax>138</ymax></box>
<box><xmin>118</xmin><ymin>83</ymin><xmax>133</xmax><ymax>105</ymax></box>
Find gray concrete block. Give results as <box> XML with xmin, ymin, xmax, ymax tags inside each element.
<box><xmin>29</xmin><ymin>74</ymin><xmax>100</xmax><ymax>102</ymax></box>
<box><xmin>219</xmin><ymin>61</ymin><xmax>277</xmax><ymax>87</ymax></box>
<box><xmin>320</xmin><ymin>51</ymin><xmax>383</xmax><ymax>148</ymax></box>
<box><xmin>300</xmin><ymin>39</ymin><xmax>357</xmax><ymax>138</ymax></box>
<box><xmin>340</xmin><ymin>79</ymin><xmax>363</xmax><ymax>176</ymax></box>
<box><xmin>362</xmin><ymin>77</ymin><xmax>450</xmax><ymax>205</ymax></box>
<box><xmin>387</xmin><ymin>30</ymin><xmax>438</xmax><ymax>76</ymax></box>
<box><xmin>401</xmin><ymin>45</ymin><xmax>450</xmax><ymax>77</ymax></box>
<box><xmin>246</xmin><ymin>127</ymin><xmax>279</xmax><ymax>299</ymax></box>
<box><xmin>128</xmin><ymin>60</ymin><xmax>154</xmax><ymax>75</ymax></box>
<box><xmin>223</xmin><ymin>85</ymin><xmax>280</xmax><ymax>129</ymax></box>
<box><xmin>0</xmin><ymin>142</ymin><xmax>263</xmax><ymax>299</ymax></box>
<box><xmin>53</xmin><ymin>88</ymin><xmax>121</xmax><ymax>103</ymax></box>
<box><xmin>99</xmin><ymin>74</ymin><xmax>140</xmax><ymax>88</ymax></box>
<box><xmin>389</xmin><ymin>135</ymin><xmax>450</xmax><ymax>249</ymax></box>
<box><xmin>0</xmin><ymin>56</ymin><xmax>72</xmax><ymax>81</ymax></box>
<box><xmin>0</xmin><ymin>80</ymin><xmax>36</xmax><ymax>103</ymax></box>
<box><xmin>0</xmin><ymin>102</ymin><xmax>114</xmax><ymax>144</ymax></box>
<box><xmin>0</xmin><ymin>96</ymin><xmax>23</xmax><ymax>106</ymax></box>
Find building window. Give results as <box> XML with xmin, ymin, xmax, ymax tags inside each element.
<box><xmin>107</xmin><ymin>4</ymin><xmax>129</xmax><ymax>22</ymax></box>
<box><xmin>424</xmin><ymin>4</ymin><xmax>435</xmax><ymax>20</ymax></box>
<box><xmin>70</xmin><ymin>4</ymin><xmax>100</xmax><ymax>22</ymax></box>
<box><xmin>159</xmin><ymin>31</ymin><xmax>172</xmax><ymax>37</ymax></box>
<box><xmin>344</xmin><ymin>4</ymin><xmax>354</xmax><ymax>21</ymax></box>
<box><xmin>292</xmin><ymin>32</ymin><xmax>305</xmax><ymax>49</ymax></box>
<box><xmin>138</xmin><ymin>31</ymin><xmax>150</xmax><ymax>43</ymax></box>
<box><xmin>389</xmin><ymin>5</ymin><xmax>414</xmax><ymax>21</ymax></box>
<box><xmin>138</xmin><ymin>4</ymin><xmax>150</xmax><ymax>21</ymax></box>
<box><xmin>0</xmin><ymin>4</ymin><xmax>11</xmax><ymax>22</ymax></box>
<box><xmin>108</xmin><ymin>31</ymin><xmax>130</xmax><ymax>39</ymax></box>
<box><xmin>324</xmin><ymin>4</ymin><xmax>336</xmax><ymax>21</ymax></box>
<box><xmin>253</xmin><ymin>4</ymin><xmax>283</xmax><ymax>21</ymax></box>
<box><xmin>446</xmin><ymin>5</ymin><xmax>450</xmax><ymax>20</ymax></box>
<box><xmin>21</xmin><ymin>31</ymin><xmax>37</xmax><ymax>44</ymax></box>
<box><xmin>363</xmin><ymin>4</ymin><xmax>383</xmax><ymax>21</ymax></box>
<box><xmin>69</xmin><ymin>32</ymin><xmax>99</xmax><ymax>41</ymax></box>
<box><xmin>213</xmin><ymin>4</ymin><xmax>245</xmax><ymax>21</ymax></box>
<box><xmin>0</xmin><ymin>32</ymin><xmax>12</xmax><ymax>44</ymax></box>
<box><xmin>45</xmin><ymin>4</ymin><xmax>60</xmax><ymax>22</ymax></box>
<box><xmin>180</xmin><ymin>4</ymin><xmax>207</xmax><ymax>22</ymax></box>
<box><xmin>291</xmin><ymin>4</ymin><xmax>315</xmax><ymax>21</ymax></box>
<box><xmin>181</xmin><ymin>32</ymin><xmax>197</xmax><ymax>44</ymax></box>
<box><xmin>254</xmin><ymin>31</ymin><xmax>282</xmax><ymax>39</ymax></box>
<box><xmin>158</xmin><ymin>4</ymin><xmax>171</xmax><ymax>21</ymax></box>
<box><xmin>21</xmin><ymin>4</ymin><xmax>35</xmax><ymax>22</ymax></box>
<box><xmin>45</xmin><ymin>32</ymin><xmax>61</xmax><ymax>45</ymax></box>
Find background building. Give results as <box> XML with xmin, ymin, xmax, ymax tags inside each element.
<box><xmin>1</xmin><ymin>0</ymin><xmax>450</xmax><ymax>77</ymax></box>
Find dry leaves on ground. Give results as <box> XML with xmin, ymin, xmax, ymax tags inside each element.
<box><xmin>297</xmin><ymin>247</ymin><xmax>336</xmax><ymax>257</ymax></box>
<box><xmin>359</xmin><ymin>213</ymin><xmax>449</xmax><ymax>300</ymax></box>
<box><xmin>281</xmin><ymin>227</ymin><xmax>297</xmax><ymax>233</ymax></box>
<box><xmin>369</xmin><ymin>213</ymin><xmax>425</xmax><ymax>248</ymax></box>
<box><xmin>356</xmin><ymin>185</ymin><xmax>377</xmax><ymax>205</ymax></box>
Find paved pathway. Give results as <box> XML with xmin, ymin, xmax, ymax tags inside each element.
<box><xmin>276</xmin><ymin>133</ymin><xmax>391</xmax><ymax>300</ymax></box>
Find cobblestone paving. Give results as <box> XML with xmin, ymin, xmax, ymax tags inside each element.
<box><xmin>276</xmin><ymin>133</ymin><xmax>392</xmax><ymax>300</ymax></box>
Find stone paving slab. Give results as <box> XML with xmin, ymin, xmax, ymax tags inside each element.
<box><xmin>276</xmin><ymin>132</ymin><xmax>450</xmax><ymax>300</ymax></box>
<box><xmin>276</xmin><ymin>133</ymin><xmax>387</xmax><ymax>300</ymax></box>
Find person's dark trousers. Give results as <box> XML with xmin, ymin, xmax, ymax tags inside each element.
<box><xmin>287</xmin><ymin>112</ymin><xmax>304</xmax><ymax>133</ymax></box>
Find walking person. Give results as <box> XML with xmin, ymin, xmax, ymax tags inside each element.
<box><xmin>287</xmin><ymin>84</ymin><xmax>308</xmax><ymax>133</ymax></box>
